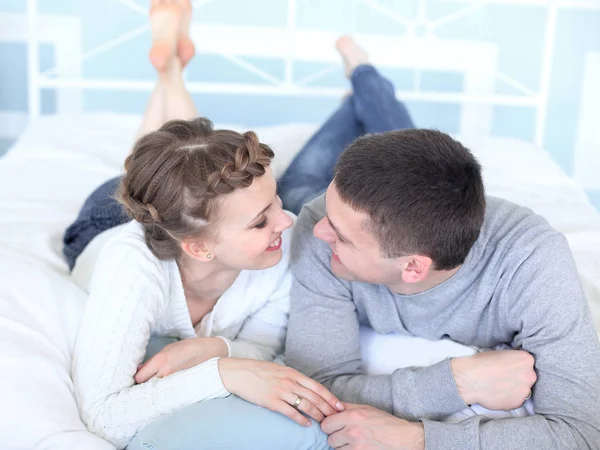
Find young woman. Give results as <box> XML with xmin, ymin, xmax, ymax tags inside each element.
<box><xmin>70</xmin><ymin>2</ymin><xmax>345</xmax><ymax>449</ymax></box>
<box><xmin>68</xmin><ymin>1</ymin><xmax>416</xmax><ymax>449</ymax></box>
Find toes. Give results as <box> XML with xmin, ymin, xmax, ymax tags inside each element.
<box><xmin>177</xmin><ymin>36</ymin><xmax>196</xmax><ymax>67</ymax></box>
<box><xmin>149</xmin><ymin>43</ymin><xmax>172</xmax><ymax>71</ymax></box>
<box><xmin>148</xmin><ymin>3</ymin><xmax>183</xmax><ymax>71</ymax></box>
<box><xmin>335</xmin><ymin>36</ymin><xmax>354</xmax><ymax>52</ymax></box>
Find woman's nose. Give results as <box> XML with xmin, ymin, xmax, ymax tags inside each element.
<box><xmin>275</xmin><ymin>208</ymin><xmax>294</xmax><ymax>232</ymax></box>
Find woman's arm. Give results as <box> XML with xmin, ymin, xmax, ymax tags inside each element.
<box><xmin>72</xmin><ymin>240</ymin><xmax>229</xmax><ymax>449</ymax></box>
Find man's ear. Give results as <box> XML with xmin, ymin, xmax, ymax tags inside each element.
<box><xmin>181</xmin><ymin>238</ymin><xmax>214</xmax><ymax>262</ymax></box>
<box><xmin>400</xmin><ymin>255</ymin><xmax>432</xmax><ymax>284</ymax></box>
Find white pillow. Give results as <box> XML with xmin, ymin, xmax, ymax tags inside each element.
<box><xmin>360</xmin><ymin>325</ymin><xmax>476</xmax><ymax>374</ymax></box>
<box><xmin>359</xmin><ymin>326</ymin><xmax>534</xmax><ymax>422</ymax></box>
<box><xmin>0</xmin><ymin>253</ymin><xmax>114</xmax><ymax>450</ymax></box>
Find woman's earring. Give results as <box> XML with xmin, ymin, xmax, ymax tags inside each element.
<box><xmin>206</xmin><ymin>253</ymin><xmax>212</xmax><ymax>260</ymax></box>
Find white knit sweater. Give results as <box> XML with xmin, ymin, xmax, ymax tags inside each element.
<box><xmin>71</xmin><ymin>221</ymin><xmax>293</xmax><ymax>449</ymax></box>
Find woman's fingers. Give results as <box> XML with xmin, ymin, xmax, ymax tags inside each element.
<box><xmin>293</xmin><ymin>385</ymin><xmax>337</xmax><ymax>417</ymax></box>
<box><xmin>285</xmin><ymin>392</ymin><xmax>325</xmax><ymax>423</ymax></box>
<box><xmin>134</xmin><ymin>357</ymin><xmax>159</xmax><ymax>384</ymax></box>
<box><xmin>295</xmin><ymin>375</ymin><xmax>344</xmax><ymax>412</ymax></box>
<box><xmin>217</xmin><ymin>359</ymin><xmax>341</xmax><ymax>428</ymax></box>
<box><xmin>273</xmin><ymin>401</ymin><xmax>312</xmax><ymax>427</ymax></box>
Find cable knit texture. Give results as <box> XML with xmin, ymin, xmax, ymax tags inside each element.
<box><xmin>72</xmin><ymin>221</ymin><xmax>292</xmax><ymax>449</ymax></box>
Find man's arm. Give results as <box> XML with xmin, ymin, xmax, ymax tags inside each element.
<box><xmin>422</xmin><ymin>233</ymin><xmax>600</xmax><ymax>449</ymax></box>
<box><xmin>320</xmin><ymin>233</ymin><xmax>600</xmax><ymax>450</ymax></box>
<box><xmin>285</xmin><ymin>201</ymin><xmax>468</xmax><ymax>421</ymax></box>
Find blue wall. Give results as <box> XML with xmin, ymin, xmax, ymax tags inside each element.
<box><xmin>1</xmin><ymin>0</ymin><xmax>599</xmax><ymax>209</ymax></box>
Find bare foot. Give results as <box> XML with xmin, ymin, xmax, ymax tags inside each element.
<box><xmin>335</xmin><ymin>36</ymin><xmax>369</xmax><ymax>79</ymax></box>
<box><xmin>175</xmin><ymin>0</ymin><xmax>195</xmax><ymax>67</ymax></box>
<box><xmin>149</xmin><ymin>0</ymin><xmax>183</xmax><ymax>72</ymax></box>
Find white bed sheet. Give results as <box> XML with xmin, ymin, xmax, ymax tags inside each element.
<box><xmin>1</xmin><ymin>113</ymin><xmax>599</xmax><ymax>449</ymax></box>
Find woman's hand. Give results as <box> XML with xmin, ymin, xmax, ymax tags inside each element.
<box><xmin>218</xmin><ymin>358</ymin><xmax>344</xmax><ymax>427</ymax></box>
<box><xmin>135</xmin><ymin>337</ymin><xmax>228</xmax><ymax>384</ymax></box>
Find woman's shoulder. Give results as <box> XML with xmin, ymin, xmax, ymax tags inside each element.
<box><xmin>102</xmin><ymin>222</ymin><xmax>173</xmax><ymax>275</ymax></box>
<box><xmin>75</xmin><ymin>221</ymin><xmax>172</xmax><ymax>294</ymax></box>
<box><xmin>101</xmin><ymin>221</ymin><xmax>153</xmax><ymax>255</ymax></box>
<box><xmin>86</xmin><ymin>222</ymin><xmax>176</xmax><ymax>313</ymax></box>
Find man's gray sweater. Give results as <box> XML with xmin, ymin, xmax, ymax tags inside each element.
<box><xmin>286</xmin><ymin>195</ymin><xmax>600</xmax><ymax>449</ymax></box>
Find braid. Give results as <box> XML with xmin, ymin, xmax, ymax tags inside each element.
<box><xmin>206</xmin><ymin>131</ymin><xmax>274</xmax><ymax>195</ymax></box>
<box><xmin>145</xmin><ymin>203</ymin><xmax>162</xmax><ymax>223</ymax></box>
<box><xmin>119</xmin><ymin>192</ymin><xmax>161</xmax><ymax>227</ymax></box>
<box><xmin>117</xmin><ymin>118</ymin><xmax>275</xmax><ymax>261</ymax></box>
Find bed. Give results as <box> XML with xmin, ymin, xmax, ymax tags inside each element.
<box><xmin>2</xmin><ymin>2</ymin><xmax>600</xmax><ymax>449</ymax></box>
<box><xmin>0</xmin><ymin>113</ymin><xmax>599</xmax><ymax>449</ymax></box>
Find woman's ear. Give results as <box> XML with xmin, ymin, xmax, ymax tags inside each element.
<box><xmin>181</xmin><ymin>238</ymin><xmax>214</xmax><ymax>262</ymax></box>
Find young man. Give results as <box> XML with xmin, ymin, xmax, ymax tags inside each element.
<box><xmin>283</xmin><ymin>42</ymin><xmax>600</xmax><ymax>450</ymax></box>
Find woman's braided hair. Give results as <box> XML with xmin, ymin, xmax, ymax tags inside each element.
<box><xmin>117</xmin><ymin>117</ymin><xmax>274</xmax><ymax>260</ymax></box>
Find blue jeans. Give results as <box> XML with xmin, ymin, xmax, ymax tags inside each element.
<box><xmin>127</xmin><ymin>337</ymin><xmax>330</xmax><ymax>450</ymax></box>
<box><xmin>62</xmin><ymin>65</ymin><xmax>414</xmax><ymax>268</ymax></box>
<box><xmin>277</xmin><ymin>64</ymin><xmax>415</xmax><ymax>214</ymax></box>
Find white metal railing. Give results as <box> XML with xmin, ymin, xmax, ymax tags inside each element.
<box><xmin>20</xmin><ymin>0</ymin><xmax>600</xmax><ymax>145</ymax></box>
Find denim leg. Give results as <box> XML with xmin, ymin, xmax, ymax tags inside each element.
<box><xmin>278</xmin><ymin>65</ymin><xmax>415</xmax><ymax>215</ymax></box>
<box><xmin>278</xmin><ymin>96</ymin><xmax>363</xmax><ymax>215</ymax></box>
<box><xmin>127</xmin><ymin>395</ymin><xmax>331</xmax><ymax>450</ymax></box>
<box><xmin>350</xmin><ymin>64</ymin><xmax>415</xmax><ymax>133</ymax></box>
<box><xmin>62</xmin><ymin>176</ymin><xmax>130</xmax><ymax>270</ymax></box>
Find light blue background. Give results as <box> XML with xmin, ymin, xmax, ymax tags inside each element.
<box><xmin>1</xmin><ymin>0</ymin><xmax>599</xmax><ymax>207</ymax></box>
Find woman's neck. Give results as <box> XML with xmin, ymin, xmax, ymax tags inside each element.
<box><xmin>177</xmin><ymin>254</ymin><xmax>241</xmax><ymax>305</ymax></box>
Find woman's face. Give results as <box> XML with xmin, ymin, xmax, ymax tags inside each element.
<box><xmin>205</xmin><ymin>167</ymin><xmax>294</xmax><ymax>271</ymax></box>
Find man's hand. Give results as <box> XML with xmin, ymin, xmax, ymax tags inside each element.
<box><xmin>135</xmin><ymin>337</ymin><xmax>228</xmax><ymax>383</ymax></box>
<box><xmin>321</xmin><ymin>403</ymin><xmax>425</xmax><ymax>450</ymax></box>
<box><xmin>451</xmin><ymin>349</ymin><xmax>536</xmax><ymax>410</ymax></box>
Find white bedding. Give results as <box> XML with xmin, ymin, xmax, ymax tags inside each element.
<box><xmin>0</xmin><ymin>113</ymin><xmax>599</xmax><ymax>449</ymax></box>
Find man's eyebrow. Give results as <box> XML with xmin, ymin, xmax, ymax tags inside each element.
<box><xmin>323</xmin><ymin>191</ymin><xmax>355</xmax><ymax>246</ymax></box>
<box><xmin>326</xmin><ymin>215</ymin><xmax>355</xmax><ymax>247</ymax></box>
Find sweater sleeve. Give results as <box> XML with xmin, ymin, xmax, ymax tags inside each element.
<box><xmin>221</xmin><ymin>228</ymin><xmax>293</xmax><ymax>361</ymax></box>
<box><xmin>422</xmin><ymin>234</ymin><xmax>600</xmax><ymax>450</ymax></box>
<box><xmin>72</xmin><ymin>239</ymin><xmax>229</xmax><ymax>449</ymax></box>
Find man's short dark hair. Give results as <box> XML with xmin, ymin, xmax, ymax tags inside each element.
<box><xmin>334</xmin><ymin>129</ymin><xmax>485</xmax><ymax>270</ymax></box>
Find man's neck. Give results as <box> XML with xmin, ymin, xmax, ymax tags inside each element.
<box><xmin>387</xmin><ymin>265</ymin><xmax>461</xmax><ymax>296</ymax></box>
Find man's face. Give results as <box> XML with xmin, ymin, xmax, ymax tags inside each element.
<box><xmin>313</xmin><ymin>183</ymin><xmax>399</xmax><ymax>285</ymax></box>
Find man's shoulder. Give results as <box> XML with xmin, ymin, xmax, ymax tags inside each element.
<box><xmin>292</xmin><ymin>194</ymin><xmax>329</xmax><ymax>254</ymax></box>
<box><xmin>294</xmin><ymin>194</ymin><xmax>326</xmax><ymax>234</ymax></box>
<box><xmin>484</xmin><ymin>196</ymin><xmax>553</xmax><ymax>231</ymax></box>
<box><xmin>290</xmin><ymin>194</ymin><xmax>336</xmax><ymax>268</ymax></box>
<box><xmin>479</xmin><ymin>196</ymin><xmax>562</xmax><ymax>255</ymax></box>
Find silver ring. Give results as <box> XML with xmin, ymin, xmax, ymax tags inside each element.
<box><xmin>292</xmin><ymin>395</ymin><xmax>303</xmax><ymax>409</ymax></box>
